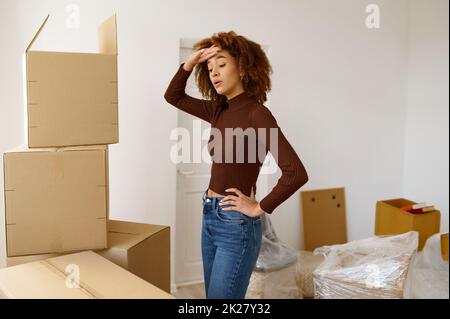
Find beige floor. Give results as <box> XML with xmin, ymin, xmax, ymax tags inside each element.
<box><xmin>172</xmin><ymin>282</ymin><xmax>312</xmax><ymax>299</ymax></box>
<box><xmin>172</xmin><ymin>282</ymin><xmax>206</xmax><ymax>299</ymax></box>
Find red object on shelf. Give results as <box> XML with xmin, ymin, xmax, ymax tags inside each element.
<box><xmin>408</xmin><ymin>206</ymin><xmax>435</xmax><ymax>214</ymax></box>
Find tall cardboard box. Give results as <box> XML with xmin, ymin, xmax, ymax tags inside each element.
<box><xmin>25</xmin><ymin>14</ymin><xmax>119</xmax><ymax>148</ymax></box>
<box><xmin>97</xmin><ymin>220</ymin><xmax>171</xmax><ymax>293</ymax></box>
<box><xmin>375</xmin><ymin>198</ymin><xmax>440</xmax><ymax>250</ymax></box>
<box><xmin>3</xmin><ymin>145</ymin><xmax>109</xmax><ymax>256</ymax></box>
<box><xmin>0</xmin><ymin>251</ymin><xmax>174</xmax><ymax>299</ymax></box>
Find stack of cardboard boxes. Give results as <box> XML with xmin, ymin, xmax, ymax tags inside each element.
<box><xmin>1</xmin><ymin>15</ymin><xmax>172</xmax><ymax>299</ymax></box>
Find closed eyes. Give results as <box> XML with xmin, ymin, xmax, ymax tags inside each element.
<box><xmin>209</xmin><ymin>64</ymin><xmax>226</xmax><ymax>72</ymax></box>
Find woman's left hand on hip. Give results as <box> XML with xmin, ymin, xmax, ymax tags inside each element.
<box><xmin>219</xmin><ymin>188</ymin><xmax>266</xmax><ymax>217</ymax></box>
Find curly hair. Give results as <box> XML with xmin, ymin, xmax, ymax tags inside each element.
<box><xmin>193</xmin><ymin>31</ymin><xmax>272</xmax><ymax>109</ymax></box>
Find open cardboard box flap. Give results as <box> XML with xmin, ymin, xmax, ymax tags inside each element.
<box><xmin>26</xmin><ymin>14</ymin><xmax>117</xmax><ymax>54</ymax></box>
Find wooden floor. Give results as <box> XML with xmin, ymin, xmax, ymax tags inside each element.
<box><xmin>172</xmin><ymin>282</ymin><xmax>206</xmax><ymax>299</ymax></box>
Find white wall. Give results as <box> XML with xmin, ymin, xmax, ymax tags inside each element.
<box><xmin>404</xmin><ymin>0</ymin><xmax>449</xmax><ymax>232</ymax></box>
<box><xmin>0</xmin><ymin>0</ymin><xmax>24</xmax><ymax>268</ymax></box>
<box><xmin>0</xmin><ymin>0</ymin><xmax>447</xmax><ymax>289</ymax></box>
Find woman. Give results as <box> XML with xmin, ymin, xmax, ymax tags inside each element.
<box><xmin>164</xmin><ymin>31</ymin><xmax>308</xmax><ymax>299</ymax></box>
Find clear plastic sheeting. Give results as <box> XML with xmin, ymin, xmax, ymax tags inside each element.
<box><xmin>254</xmin><ymin>214</ymin><xmax>298</xmax><ymax>272</ymax></box>
<box><xmin>295</xmin><ymin>251</ymin><xmax>324</xmax><ymax>298</ymax></box>
<box><xmin>246</xmin><ymin>214</ymin><xmax>303</xmax><ymax>298</ymax></box>
<box><xmin>404</xmin><ymin>233</ymin><xmax>449</xmax><ymax>299</ymax></box>
<box><xmin>246</xmin><ymin>262</ymin><xmax>303</xmax><ymax>299</ymax></box>
<box><xmin>313</xmin><ymin>231</ymin><xmax>418</xmax><ymax>299</ymax></box>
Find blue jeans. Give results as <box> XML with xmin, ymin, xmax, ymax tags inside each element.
<box><xmin>201</xmin><ymin>189</ymin><xmax>262</xmax><ymax>299</ymax></box>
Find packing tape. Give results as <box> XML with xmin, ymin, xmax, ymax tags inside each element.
<box><xmin>42</xmin><ymin>260</ymin><xmax>103</xmax><ymax>298</ymax></box>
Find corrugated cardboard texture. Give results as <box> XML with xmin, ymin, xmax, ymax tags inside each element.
<box><xmin>3</xmin><ymin>145</ymin><xmax>108</xmax><ymax>256</ymax></box>
<box><xmin>26</xmin><ymin>15</ymin><xmax>118</xmax><ymax>148</ymax></box>
<box><xmin>375</xmin><ymin>199</ymin><xmax>441</xmax><ymax>250</ymax></box>
<box><xmin>97</xmin><ymin>220</ymin><xmax>171</xmax><ymax>293</ymax></box>
<box><xmin>301</xmin><ymin>187</ymin><xmax>348</xmax><ymax>251</ymax></box>
<box><xmin>0</xmin><ymin>251</ymin><xmax>174</xmax><ymax>299</ymax></box>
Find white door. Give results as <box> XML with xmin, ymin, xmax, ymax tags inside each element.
<box><xmin>174</xmin><ymin>40</ymin><xmax>213</xmax><ymax>286</ymax></box>
<box><xmin>174</xmin><ymin>40</ymin><xmax>274</xmax><ymax>286</ymax></box>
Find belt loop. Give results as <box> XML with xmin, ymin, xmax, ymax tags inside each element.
<box><xmin>214</xmin><ymin>197</ymin><xmax>219</xmax><ymax>211</ymax></box>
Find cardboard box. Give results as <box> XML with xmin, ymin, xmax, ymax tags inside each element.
<box><xmin>375</xmin><ymin>198</ymin><xmax>440</xmax><ymax>250</ymax></box>
<box><xmin>25</xmin><ymin>14</ymin><xmax>119</xmax><ymax>148</ymax></box>
<box><xmin>301</xmin><ymin>187</ymin><xmax>348</xmax><ymax>251</ymax></box>
<box><xmin>7</xmin><ymin>220</ymin><xmax>171</xmax><ymax>293</ymax></box>
<box><xmin>441</xmin><ymin>233</ymin><xmax>449</xmax><ymax>261</ymax></box>
<box><xmin>0</xmin><ymin>251</ymin><xmax>174</xmax><ymax>299</ymax></box>
<box><xmin>97</xmin><ymin>220</ymin><xmax>171</xmax><ymax>293</ymax></box>
<box><xmin>6</xmin><ymin>253</ymin><xmax>63</xmax><ymax>267</ymax></box>
<box><xmin>3</xmin><ymin>145</ymin><xmax>108</xmax><ymax>256</ymax></box>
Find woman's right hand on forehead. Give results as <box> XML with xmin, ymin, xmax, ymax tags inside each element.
<box><xmin>183</xmin><ymin>44</ymin><xmax>221</xmax><ymax>71</ymax></box>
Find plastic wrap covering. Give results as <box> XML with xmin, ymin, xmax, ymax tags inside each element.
<box><xmin>295</xmin><ymin>251</ymin><xmax>324</xmax><ymax>298</ymax></box>
<box><xmin>403</xmin><ymin>233</ymin><xmax>449</xmax><ymax>299</ymax></box>
<box><xmin>246</xmin><ymin>262</ymin><xmax>303</xmax><ymax>299</ymax></box>
<box><xmin>254</xmin><ymin>214</ymin><xmax>297</xmax><ymax>272</ymax></box>
<box><xmin>312</xmin><ymin>231</ymin><xmax>418</xmax><ymax>299</ymax></box>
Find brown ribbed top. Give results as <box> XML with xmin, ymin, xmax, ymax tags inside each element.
<box><xmin>164</xmin><ymin>63</ymin><xmax>308</xmax><ymax>214</ymax></box>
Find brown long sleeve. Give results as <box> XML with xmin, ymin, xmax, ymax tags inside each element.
<box><xmin>164</xmin><ymin>63</ymin><xmax>308</xmax><ymax>214</ymax></box>
<box><xmin>164</xmin><ymin>63</ymin><xmax>219</xmax><ymax>123</ymax></box>
<box><xmin>251</xmin><ymin>106</ymin><xmax>309</xmax><ymax>214</ymax></box>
